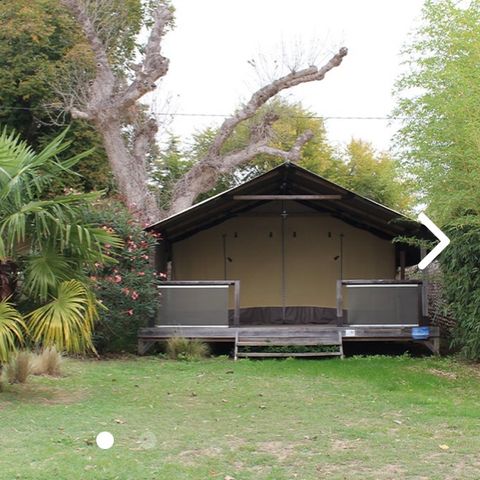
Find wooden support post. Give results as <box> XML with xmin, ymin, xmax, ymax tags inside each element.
<box><xmin>400</xmin><ymin>250</ymin><xmax>406</xmax><ymax>280</ymax></box>
<box><xmin>336</xmin><ymin>280</ymin><xmax>344</xmax><ymax>326</ymax></box>
<box><xmin>234</xmin><ymin>330</ymin><xmax>239</xmax><ymax>361</ymax></box>
<box><xmin>420</xmin><ymin>247</ymin><xmax>429</xmax><ymax>318</ymax></box>
<box><xmin>233</xmin><ymin>281</ymin><xmax>241</xmax><ymax>327</ymax></box>
<box><xmin>138</xmin><ymin>339</ymin><xmax>156</xmax><ymax>355</ymax></box>
<box><xmin>338</xmin><ymin>331</ymin><xmax>344</xmax><ymax>359</ymax></box>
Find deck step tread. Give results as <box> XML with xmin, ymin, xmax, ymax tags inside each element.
<box><xmin>236</xmin><ymin>351</ymin><xmax>342</xmax><ymax>358</ymax></box>
<box><xmin>237</xmin><ymin>339</ymin><xmax>341</xmax><ymax>346</ymax></box>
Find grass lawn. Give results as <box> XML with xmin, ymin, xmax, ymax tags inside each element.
<box><xmin>1</xmin><ymin>355</ymin><xmax>480</xmax><ymax>480</ymax></box>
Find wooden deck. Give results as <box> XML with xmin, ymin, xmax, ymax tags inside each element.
<box><xmin>138</xmin><ymin>324</ymin><xmax>441</xmax><ymax>356</ymax></box>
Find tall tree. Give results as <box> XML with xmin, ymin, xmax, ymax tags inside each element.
<box><xmin>0</xmin><ymin>0</ymin><xmax>111</xmax><ymax>191</ymax></box>
<box><xmin>59</xmin><ymin>0</ymin><xmax>348</xmax><ymax>223</ymax></box>
<box><xmin>393</xmin><ymin>0</ymin><xmax>480</xmax><ymax>223</ymax></box>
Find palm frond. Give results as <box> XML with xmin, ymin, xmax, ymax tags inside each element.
<box><xmin>0</xmin><ymin>300</ymin><xmax>26</xmax><ymax>363</ymax></box>
<box><xmin>23</xmin><ymin>252</ymin><xmax>73</xmax><ymax>302</ymax></box>
<box><xmin>27</xmin><ymin>280</ymin><xmax>98</xmax><ymax>354</ymax></box>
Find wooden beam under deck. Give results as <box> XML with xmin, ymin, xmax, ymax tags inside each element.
<box><xmin>139</xmin><ymin>325</ymin><xmax>440</xmax><ymax>346</ymax></box>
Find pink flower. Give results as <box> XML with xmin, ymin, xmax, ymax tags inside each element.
<box><xmin>131</xmin><ymin>291</ymin><xmax>139</xmax><ymax>301</ymax></box>
<box><xmin>137</xmin><ymin>272</ymin><xmax>145</xmax><ymax>276</ymax></box>
<box><xmin>127</xmin><ymin>309</ymin><xmax>134</xmax><ymax>316</ymax></box>
<box><xmin>113</xmin><ymin>274</ymin><xmax>122</xmax><ymax>283</ymax></box>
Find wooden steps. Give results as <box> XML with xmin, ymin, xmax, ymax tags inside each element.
<box><xmin>234</xmin><ymin>329</ymin><xmax>344</xmax><ymax>360</ymax></box>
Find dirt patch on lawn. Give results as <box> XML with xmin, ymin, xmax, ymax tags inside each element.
<box><xmin>428</xmin><ymin>368</ymin><xmax>458</xmax><ymax>380</ymax></box>
<box><xmin>330</xmin><ymin>438</ymin><xmax>361</xmax><ymax>451</ymax></box>
<box><xmin>0</xmin><ymin>384</ymin><xmax>88</xmax><ymax>406</ymax></box>
<box><xmin>174</xmin><ymin>446</ymin><xmax>223</xmax><ymax>466</ymax></box>
<box><xmin>317</xmin><ymin>460</ymin><xmax>407</xmax><ymax>479</ymax></box>
<box><xmin>256</xmin><ymin>440</ymin><xmax>299</xmax><ymax>461</ymax></box>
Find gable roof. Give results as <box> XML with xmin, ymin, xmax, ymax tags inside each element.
<box><xmin>146</xmin><ymin>163</ymin><xmax>428</xmax><ymax>258</ymax></box>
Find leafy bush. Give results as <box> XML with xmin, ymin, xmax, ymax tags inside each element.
<box><xmin>166</xmin><ymin>337</ymin><xmax>210</xmax><ymax>361</ymax></box>
<box><xmin>0</xmin><ymin>128</ymin><xmax>118</xmax><ymax>360</ymax></box>
<box><xmin>5</xmin><ymin>351</ymin><xmax>32</xmax><ymax>384</ymax></box>
<box><xmin>440</xmin><ymin>219</ymin><xmax>480</xmax><ymax>359</ymax></box>
<box><xmin>87</xmin><ymin>200</ymin><xmax>160</xmax><ymax>353</ymax></box>
<box><xmin>32</xmin><ymin>347</ymin><xmax>62</xmax><ymax>376</ymax></box>
<box><xmin>0</xmin><ymin>300</ymin><xmax>26</xmax><ymax>363</ymax></box>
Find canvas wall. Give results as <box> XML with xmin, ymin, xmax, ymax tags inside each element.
<box><xmin>171</xmin><ymin>213</ymin><xmax>395</xmax><ymax>310</ymax></box>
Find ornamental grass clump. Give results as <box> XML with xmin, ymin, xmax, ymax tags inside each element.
<box><xmin>166</xmin><ymin>337</ymin><xmax>210</xmax><ymax>361</ymax></box>
<box><xmin>32</xmin><ymin>347</ymin><xmax>62</xmax><ymax>377</ymax></box>
<box><xmin>5</xmin><ymin>351</ymin><xmax>32</xmax><ymax>384</ymax></box>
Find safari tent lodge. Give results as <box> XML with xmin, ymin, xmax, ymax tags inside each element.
<box><xmin>139</xmin><ymin>163</ymin><xmax>439</xmax><ymax>357</ymax></box>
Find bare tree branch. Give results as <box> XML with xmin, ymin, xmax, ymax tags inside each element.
<box><xmin>167</xmin><ymin>130</ymin><xmax>315</xmax><ymax>215</ymax></box>
<box><xmin>166</xmin><ymin>47</ymin><xmax>348</xmax><ymax>216</ymax></box>
<box><xmin>61</xmin><ymin>0</ymin><xmax>116</xmax><ymax>110</ymax></box>
<box><xmin>114</xmin><ymin>4</ymin><xmax>173</xmax><ymax>110</ymax></box>
<box><xmin>207</xmin><ymin>47</ymin><xmax>348</xmax><ymax>158</ymax></box>
<box><xmin>221</xmin><ymin>129</ymin><xmax>314</xmax><ymax>168</ymax></box>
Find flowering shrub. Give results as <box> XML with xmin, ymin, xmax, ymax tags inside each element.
<box><xmin>86</xmin><ymin>200</ymin><xmax>160</xmax><ymax>353</ymax></box>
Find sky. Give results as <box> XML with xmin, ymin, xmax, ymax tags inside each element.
<box><xmin>153</xmin><ymin>0</ymin><xmax>425</xmax><ymax>152</ymax></box>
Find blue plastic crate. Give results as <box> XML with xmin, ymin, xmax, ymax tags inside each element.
<box><xmin>412</xmin><ymin>326</ymin><xmax>430</xmax><ymax>340</ymax></box>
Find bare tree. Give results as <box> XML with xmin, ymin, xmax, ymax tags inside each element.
<box><xmin>60</xmin><ymin>0</ymin><xmax>347</xmax><ymax>223</ymax></box>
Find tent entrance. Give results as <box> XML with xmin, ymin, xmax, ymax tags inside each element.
<box><xmin>225</xmin><ymin>202</ymin><xmax>342</xmax><ymax>325</ymax></box>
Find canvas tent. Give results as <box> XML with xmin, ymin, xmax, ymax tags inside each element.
<box><xmin>146</xmin><ymin>163</ymin><xmax>429</xmax><ymax>327</ymax></box>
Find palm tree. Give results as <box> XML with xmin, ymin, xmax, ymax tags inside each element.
<box><xmin>0</xmin><ymin>127</ymin><xmax>120</xmax><ymax>361</ymax></box>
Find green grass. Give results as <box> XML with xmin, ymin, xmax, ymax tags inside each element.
<box><xmin>1</xmin><ymin>355</ymin><xmax>480</xmax><ymax>479</ymax></box>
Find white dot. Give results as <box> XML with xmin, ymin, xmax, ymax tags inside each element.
<box><xmin>96</xmin><ymin>431</ymin><xmax>114</xmax><ymax>450</ymax></box>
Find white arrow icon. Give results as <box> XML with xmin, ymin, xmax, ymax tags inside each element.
<box><xmin>417</xmin><ymin>212</ymin><xmax>450</xmax><ymax>270</ymax></box>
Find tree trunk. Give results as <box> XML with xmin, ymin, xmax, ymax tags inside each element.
<box><xmin>98</xmin><ymin>118</ymin><xmax>160</xmax><ymax>224</ymax></box>
<box><xmin>0</xmin><ymin>261</ymin><xmax>17</xmax><ymax>302</ymax></box>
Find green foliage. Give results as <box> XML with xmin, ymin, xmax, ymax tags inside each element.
<box><xmin>393</xmin><ymin>0</ymin><xmax>480</xmax><ymax>223</ymax></box>
<box><xmin>165</xmin><ymin>337</ymin><xmax>210</xmax><ymax>360</ymax></box>
<box><xmin>86</xmin><ymin>200</ymin><xmax>159</xmax><ymax>353</ymax></box>
<box><xmin>27</xmin><ymin>280</ymin><xmax>98</xmax><ymax>354</ymax></box>
<box><xmin>0</xmin><ymin>128</ymin><xmax>118</xmax><ymax>303</ymax></box>
<box><xmin>394</xmin><ymin>1</ymin><xmax>480</xmax><ymax>357</ymax></box>
<box><xmin>0</xmin><ymin>300</ymin><xmax>26</xmax><ymax>363</ymax></box>
<box><xmin>440</xmin><ymin>219</ymin><xmax>480</xmax><ymax>359</ymax></box>
<box><xmin>153</xmin><ymin>135</ymin><xmax>194</xmax><ymax>209</ymax></box>
<box><xmin>337</xmin><ymin>139</ymin><xmax>412</xmax><ymax>213</ymax></box>
<box><xmin>0</xmin><ymin>127</ymin><xmax>119</xmax><ymax>357</ymax></box>
<box><xmin>0</xmin><ymin>0</ymin><xmax>166</xmax><ymax>192</ymax></box>
<box><xmin>0</xmin><ymin>1</ymin><xmax>111</xmax><ymax>191</ymax></box>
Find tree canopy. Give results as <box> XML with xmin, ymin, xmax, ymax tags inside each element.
<box><xmin>0</xmin><ymin>0</ymin><xmax>131</xmax><ymax>191</ymax></box>
<box><xmin>393</xmin><ymin>0</ymin><xmax>480</xmax><ymax>224</ymax></box>
<box><xmin>155</xmin><ymin>100</ymin><xmax>411</xmax><ymax>213</ymax></box>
